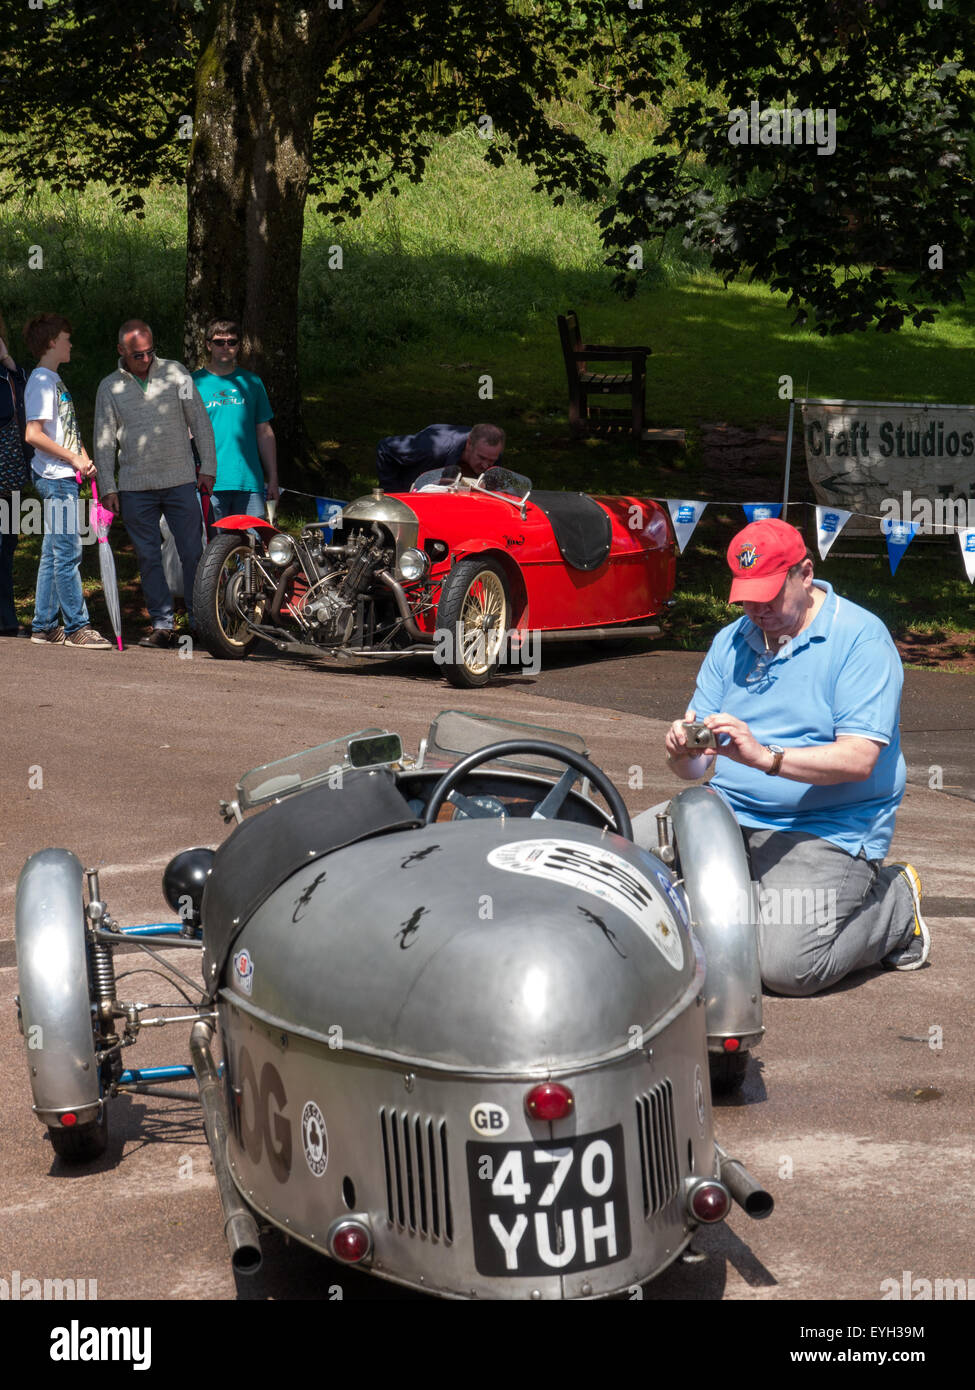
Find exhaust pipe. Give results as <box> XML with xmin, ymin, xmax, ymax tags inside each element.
<box><xmin>714</xmin><ymin>1141</ymin><xmax>774</xmax><ymax>1219</ymax></box>
<box><xmin>190</xmin><ymin>1019</ymin><xmax>263</xmax><ymax>1274</ymax></box>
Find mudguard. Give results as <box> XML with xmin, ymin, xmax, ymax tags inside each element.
<box><xmin>668</xmin><ymin>786</ymin><xmax>764</xmax><ymax>1050</ymax></box>
<box><xmin>15</xmin><ymin>849</ymin><xmax>101</xmax><ymax>1126</ymax></box>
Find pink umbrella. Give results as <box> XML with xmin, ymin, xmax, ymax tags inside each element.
<box><xmin>89</xmin><ymin>479</ymin><xmax>124</xmax><ymax>651</ymax></box>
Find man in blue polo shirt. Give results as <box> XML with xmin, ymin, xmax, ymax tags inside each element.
<box><xmin>664</xmin><ymin>518</ymin><xmax>929</xmax><ymax>997</ymax></box>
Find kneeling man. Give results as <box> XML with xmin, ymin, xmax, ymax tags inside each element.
<box><xmin>664</xmin><ymin>518</ymin><xmax>929</xmax><ymax>997</ymax></box>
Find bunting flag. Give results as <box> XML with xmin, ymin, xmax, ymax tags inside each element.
<box><xmin>666</xmin><ymin>499</ymin><xmax>708</xmax><ymax>553</ymax></box>
<box><xmin>814</xmin><ymin>505</ymin><xmax>851</xmax><ymax>560</ymax></box>
<box><xmin>742</xmin><ymin>503</ymin><xmax>782</xmax><ymax>523</ymax></box>
<box><xmin>882</xmin><ymin>518</ymin><xmax>919</xmax><ymax>575</ymax></box>
<box><xmin>959</xmin><ymin>529</ymin><xmax>975</xmax><ymax>584</ymax></box>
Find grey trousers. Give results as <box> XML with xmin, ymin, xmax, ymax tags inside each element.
<box><xmin>742</xmin><ymin>828</ymin><xmax>916</xmax><ymax>997</ymax></box>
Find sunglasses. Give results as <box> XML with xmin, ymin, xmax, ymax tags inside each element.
<box><xmin>209</xmin><ymin>337</ymin><xmax>240</xmax><ymax>346</ymax></box>
<box><xmin>128</xmin><ymin>349</ymin><xmax>155</xmax><ymax>361</ymax></box>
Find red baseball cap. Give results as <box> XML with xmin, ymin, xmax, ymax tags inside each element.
<box><xmin>727</xmin><ymin>519</ymin><xmax>807</xmax><ymax>602</ymax></box>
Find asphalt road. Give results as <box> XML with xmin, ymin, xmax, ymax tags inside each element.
<box><xmin>1</xmin><ymin>635</ymin><xmax>973</xmax><ymax>1316</ymax></box>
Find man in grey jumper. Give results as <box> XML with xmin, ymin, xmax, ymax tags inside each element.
<box><xmin>95</xmin><ymin>320</ymin><xmax>217</xmax><ymax>647</ymax></box>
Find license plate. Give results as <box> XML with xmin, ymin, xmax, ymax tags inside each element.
<box><xmin>466</xmin><ymin>1125</ymin><xmax>631</xmax><ymax>1277</ymax></box>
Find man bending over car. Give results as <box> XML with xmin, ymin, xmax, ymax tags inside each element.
<box><xmin>375</xmin><ymin>422</ymin><xmax>504</xmax><ymax>491</ymax></box>
<box><xmin>664</xmin><ymin>518</ymin><xmax>929</xmax><ymax>997</ymax></box>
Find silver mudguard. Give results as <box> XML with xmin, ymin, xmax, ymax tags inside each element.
<box><xmin>667</xmin><ymin>786</ymin><xmax>764</xmax><ymax>1051</ymax></box>
<box><xmin>15</xmin><ymin>849</ymin><xmax>101</xmax><ymax>1126</ymax></box>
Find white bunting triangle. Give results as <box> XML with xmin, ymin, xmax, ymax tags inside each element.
<box><xmin>815</xmin><ymin>506</ymin><xmax>851</xmax><ymax>560</ymax></box>
<box><xmin>959</xmin><ymin>529</ymin><xmax>975</xmax><ymax>584</ymax></box>
<box><xmin>666</xmin><ymin>500</ymin><xmax>707</xmax><ymax>554</ymax></box>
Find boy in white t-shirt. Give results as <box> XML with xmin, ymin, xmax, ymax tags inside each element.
<box><xmin>24</xmin><ymin>314</ymin><xmax>110</xmax><ymax>648</ymax></box>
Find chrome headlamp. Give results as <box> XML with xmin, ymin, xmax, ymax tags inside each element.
<box><xmin>267</xmin><ymin>533</ymin><xmax>297</xmax><ymax>567</ymax></box>
<box><xmin>396</xmin><ymin>547</ymin><xmax>430</xmax><ymax>582</ymax></box>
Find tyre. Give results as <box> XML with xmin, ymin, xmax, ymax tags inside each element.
<box><xmin>48</xmin><ymin>1106</ymin><xmax>108</xmax><ymax>1163</ymax></box>
<box><xmin>436</xmin><ymin>557</ymin><xmax>511</xmax><ymax>688</ymax></box>
<box><xmin>708</xmin><ymin>1050</ymin><xmax>749</xmax><ymax>1095</ymax></box>
<box><xmin>193</xmin><ymin>533</ymin><xmax>260</xmax><ymax>659</ymax></box>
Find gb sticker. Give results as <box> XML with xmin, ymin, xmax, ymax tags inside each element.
<box><xmin>302</xmin><ymin>1100</ymin><xmax>328</xmax><ymax>1177</ymax></box>
<box><xmin>470</xmin><ymin>1102</ymin><xmax>510</xmax><ymax>1137</ymax></box>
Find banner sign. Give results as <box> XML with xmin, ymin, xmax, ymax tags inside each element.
<box><xmin>801</xmin><ymin>398</ymin><xmax>975</xmax><ymax>537</ymax></box>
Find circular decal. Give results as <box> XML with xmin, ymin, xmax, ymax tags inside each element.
<box><xmin>469</xmin><ymin>1101</ymin><xmax>510</xmax><ymax>1137</ymax></box>
<box><xmin>488</xmin><ymin>839</ymin><xmax>683</xmax><ymax>970</ymax></box>
<box><xmin>301</xmin><ymin>1100</ymin><xmax>328</xmax><ymax>1178</ymax></box>
<box><xmin>232</xmin><ymin>949</ymin><xmax>254</xmax><ymax>996</ymax></box>
<box><xmin>654</xmin><ymin>869</ymin><xmax>689</xmax><ymax>928</ymax></box>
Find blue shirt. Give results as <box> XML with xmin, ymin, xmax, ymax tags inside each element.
<box><xmin>192</xmin><ymin>369</ymin><xmax>273</xmax><ymax>492</ymax></box>
<box><xmin>691</xmin><ymin>581</ymin><xmax>906</xmax><ymax>859</ymax></box>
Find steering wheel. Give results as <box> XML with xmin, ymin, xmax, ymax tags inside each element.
<box><xmin>422</xmin><ymin>739</ymin><xmax>632</xmax><ymax>840</ymax></box>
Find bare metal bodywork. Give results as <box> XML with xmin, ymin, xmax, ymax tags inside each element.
<box><xmin>13</xmin><ymin>713</ymin><xmax>772</xmax><ymax>1298</ymax></box>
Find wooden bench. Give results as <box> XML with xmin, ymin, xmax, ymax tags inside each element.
<box><xmin>557</xmin><ymin>309</ymin><xmax>650</xmax><ymax>439</ymax></box>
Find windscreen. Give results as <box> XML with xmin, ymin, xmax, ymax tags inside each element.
<box><xmin>425</xmin><ymin>710</ymin><xmax>588</xmax><ymax>774</ymax></box>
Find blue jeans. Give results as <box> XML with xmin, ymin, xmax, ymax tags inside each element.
<box><xmin>211</xmin><ymin>490</ymin><xmax>265</xmax><ymax>521</ymax></box>
<box><xmin>31</xmin><ymin>475</ymin><xmax>90</xmax><ymax>634</ymax></box>
<box><xmin>121</xmin><ymin>484</ymin><xmax>205</xmax><ymax>627</ymax></box>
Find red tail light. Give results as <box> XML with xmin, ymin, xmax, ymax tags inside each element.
<box><xmin>687</xmin><ymin>1180</ymin><xmax>731</xmax><ymax>1223</ymax></box>
<box><xmin>61</xmin><ymin>1113</ymin><xmax>78</xmax><ymax>1127</ymax></box>
<box><xmin>525</xmin><ymin>1082</ymin><xmax>574</xmax><ymax>1121</ymax></box>
<box><xmin>723</xmin><ymin>1038</ymin><xmax>740</xmax><ymax>1052</ymax></box>
<box><xmin>328</xmin><ymin>1219</ymin><xmax>372</xmax><ymax>1264</ymax></box>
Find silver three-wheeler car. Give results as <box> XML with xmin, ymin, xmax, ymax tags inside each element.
<box><xmin>15</xmin><ymin>710</ymin><xmax>771</xmax><ymax>1299</ymax></box>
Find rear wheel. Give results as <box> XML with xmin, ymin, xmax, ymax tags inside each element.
<box><xmin>709</xmin><ymin>1050</ymin><xmax>749</xmax><ymax>1095</ymax></box>
<box><xmin>193</xmin><ymin>533</ymin><xmax>261</xmax><ymax>660</ymax></box>
<box><xmin>436</xmin><ymin>557</ymin><xmax>511</xmax><ymax>688</ymax></box>
<box><xmin>48</xmin><ymin>1106</ymin><xmax>108</xmax><ymax>1162</ymax></box>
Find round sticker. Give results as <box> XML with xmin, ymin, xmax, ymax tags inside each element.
<box><xmin>232</xmin><ymin>949</ymin><xmax>254</xmax><ymax>996</ymax></box>
<box><xmin>301</xmin><ymin>1100</ymin><xmax>328</xmax><ymax>1178</ymax></box>
<box><xmin>469</xmin><ymin>1102</ymin><xmax>510</xmax><ymax>1137</ymax></box>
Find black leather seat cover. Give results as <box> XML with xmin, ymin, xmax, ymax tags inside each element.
<box><xmin>530</xmin><ymin>491</ymin><xmax>612</xmax><ymax>572</ymax></box>
<box><xmin>201</xmin><ymin>768</ymin><xmax>420</xmax><ymax>995</ymax></box>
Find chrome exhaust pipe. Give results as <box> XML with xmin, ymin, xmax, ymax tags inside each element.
<box><xmin>190</xmin><ymin>1019</ymin><xmax>263</xmax><ymax>1274</ymax></box>
<box><xmin>715</xmin><ymin>1141</ymin><xmax>774</xmax><ymax>1219</ymax></box>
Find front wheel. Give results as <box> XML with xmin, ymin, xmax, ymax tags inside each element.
<box><xmin>48</xmin><ymin>1106</ymin><xmax>108</xmax><ymax>1162</ymax></box>
<box><xmin>709</xmin><ymin>1050</ymin><xmax>749</xmax><ymax>1095</ymax></box>
<box><xmin>436</xmin><ymin>557</ymin><xmax>511</xmax><ymax>688</ymax></box>
<box><xmin>193</xmin><ymin>533</ymin><xmax>261</xmax><ymax>660</ymax></box>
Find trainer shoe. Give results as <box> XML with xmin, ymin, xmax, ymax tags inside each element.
<box><xmin>138</xmin><ymin>628</ymin><xmax>176</xmax><ymax>649</ymax></box>
<box><xmin>882</xmin><ymin>864</ymin><xmax>931</xmax><ymax>970</ymax></box>
<box><xmin>65</xmin><ymin>625</ymin><xmax>112</xmax><ymax>649</ymax></box>
<box><xmin>30</xmin><ymin>626</ymin><xmax>65</xmax><ymax>645</ymax></box>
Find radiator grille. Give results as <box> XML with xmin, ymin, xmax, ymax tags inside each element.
<box><xmin>379</xmin><ymin>1108</ymin><xmax>453</xmax><ymax>1242</ymax></box>
<box><xmin>635</xmin><ymin>1079</ymin><xmax>680</xmax><ymax>1218</ymax></box>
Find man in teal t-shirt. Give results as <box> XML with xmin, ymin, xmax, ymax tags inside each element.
<box><xmin>192</xmin><ymin>319</ymin><xmax>278</xmax><ymax>520</ymax></box>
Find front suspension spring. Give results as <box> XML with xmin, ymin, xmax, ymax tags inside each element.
<box><xmin>90</xmin><ymin>942</ymin><xmax>118</xmax><ymax>1010</ymax></box>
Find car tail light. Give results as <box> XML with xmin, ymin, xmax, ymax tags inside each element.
<box><xmin>61</xmin><ymin>1113</ymin><xmax>78</xmax><ymax>1127</ymax></box>
<box><xmin>686</xmin><ymin>1179</ymin><xmax>731</xmax><ymax>1224</ymax></box>
<box><xmin>525</xmin><ymin>1082</ymin><xmax>574</xmax><ymax>1121</ymax></box>
<box><xmin>723</xmin><ymin>1038</ymin><xmax>740</xmax><ymax>1052</ymax></box>
<box><xmin>328</xmin><ymin>1218</ymin><xmax>372</xmax><ymax>1264</ymax></box>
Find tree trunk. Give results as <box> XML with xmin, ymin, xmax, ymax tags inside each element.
<box><xmin>184</xmin><ymin>0</ymin><xmax>384</xmax><ymax>486</ymax></box>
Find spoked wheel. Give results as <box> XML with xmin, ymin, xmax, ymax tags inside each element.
<box><xmin>193</xmin><ymin>533</ymin><xmax>261</xmax><ymax>659</ymax></box>
<box><xmin>436</xmin><ymin>557</ymin><xmax>511</xmax><ymax>688</ymax></box>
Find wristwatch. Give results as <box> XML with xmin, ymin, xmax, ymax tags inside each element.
<box><xmin>764</xmin><ymin>744</ymin><xmax>785</xmax><ymax>776</ymax></box>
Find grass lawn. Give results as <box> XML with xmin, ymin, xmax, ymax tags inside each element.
<box><xmin>3</xmin><ymin>127</ymin><xmax>974</xmax><ymax>659</ymax></box>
